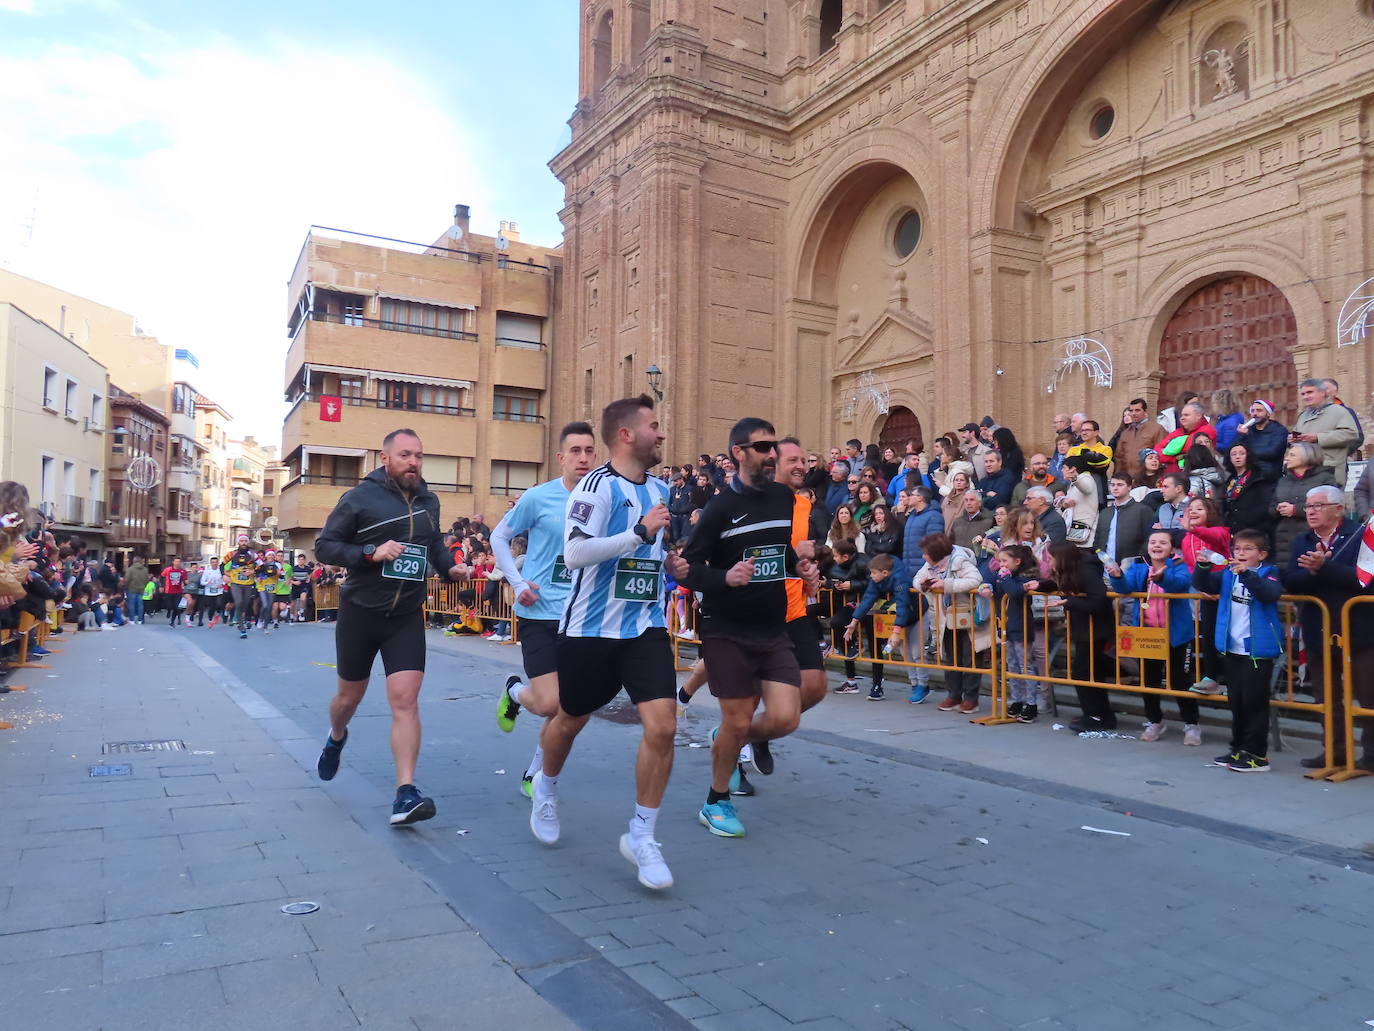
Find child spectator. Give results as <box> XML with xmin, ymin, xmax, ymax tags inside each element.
<box><xmin>842</xmin><ymin>552</ymin><xmax>912</xmax><ymax>701</ymax></box>
<box><xmin>991</xmin><ymin>544</ymin><xmax>1042</xmax><ymax>722</ymax></box>
<box><xmin>1180</xmin><ymin>496</ymin><xmax>1232</xmax><ymax>694</ymax></box>
<box><xmin>1192</xmin><ymin>529</ymin><xmax>1284</xmax><ymax>772</ymax></box>
<box><xmin>826</xmin><ymin>539</ymin><xmax>870</xmax><ymax>693</ymax></box>
<box><xmin>1109</xmin><ymin>529</ymin><xmax>1201</xmax><ymax>745</ymax></box>
<box><xmin>1045</xmin><ymin>542</ymin><xmax>1115</xmax><ymax>732</ymax></box>
<box><xmin>914</xmin><ymin>533</ymin><xmax>988</xmax><ymax>714</ymax></box>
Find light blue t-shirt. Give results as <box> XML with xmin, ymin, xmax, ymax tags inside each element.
<box><xmin>496</xmin><ymin>477</ymin><xmax>574</xmax><ymax>622</ymax></box>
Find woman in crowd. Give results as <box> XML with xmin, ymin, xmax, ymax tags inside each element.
<box><xmin>913</xmin><ymin>532</ymin><xmax>988</xmax><ymax>714</ymax></box>
<box><xmin>1045</xmin><ymin>541</ymin><xmax>1116</xmax><ymax>732</ymax></box>
<box><xmin>1057</xmin><ymin>454</ymin><xmax>1101</xmax><ymax>553</ymax></box>
<box><xmin>991</xmin><ymin>426</ymin><xmax>1026</xmax><ymax>481</ymax></box>
<box><xmin>1179</xmin><ymin>496</ymin><xmax>1231</xmax><ymax>693</ymax></box>
<box><xmin>1048</xmin><ymin>432</ymin><xmax>1074</xmax><ymax>479</ymax></box>
<box><xmin>853</xmin><ymin>481</ymin><xmax>881</xmax><ymax>530</ymax></box>
<box><xmin>827</xmin><ymin>502</ymin><xmax>866</xmax><ymax>554</ymax></box>
<box><xmin>1135</xmin><ymin>448</ymin><xmax>1164</xmax><ymax>490</ymax></box>
<box><xmin>1222</xmin><ymin>441</ymin><xmax>1276</xmax><ymax>543</ymax></box>
<box><xmin>930</xmin><ymin>438</ymin><xmax>962</xmax><ymax>489</ymax></box>
<box><xmin>864</xmin><ymin>503</ymin><xmax>902</xmax><ymax>557</ymax></box>
<box><xmin>1211</xmin><ymin>388</ymin><xmax>1245</xmax><ymax>452</ymax></box>
<box><xmin>1272</xmin><ymin>442</ymin><xmax>1339</xmax><ymax>567</ymax></box>
<box><xmin>1108</xmin><ymin>529</ymin><xmax>1202</xmax><ymax>745</ymax></box>
<box><xmin>876</xmin><ymin>445</ymin><xmax>901</xmax><ymax>484</ymax></box>
<box><xmin>941</xmin><ymin>468</ymin><xmax>975</xmax><ymax>531</ymax></box>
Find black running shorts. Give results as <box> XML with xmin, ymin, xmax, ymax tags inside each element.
<box><xmin>700</xmin><ymin>632</ymin><xmax>802</xmax><ymax>699</ymax></box>
<box><xmin>335</xmin><ymin>596</ymin><xmax>426</xmax><ymax>682</ymax></box>
<box><xmin>556</xmin><ymin>628</ymin><xmax>676</xmax><ymax>718</ymax></box>
<box><xmin>519</xmin><ymin>619</ymin><xmax>560</xmax><ymax>680</ymax></box>
<box><xmin>786</xmin><ymin>615</ymin><xmax>824</xmax><ymax>672</ymax></box>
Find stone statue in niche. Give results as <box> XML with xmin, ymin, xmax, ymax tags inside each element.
<box><xmin>1202</xmin><ymin>46</ymin><xmax>1242</xmax><ymax>101</ymax></box>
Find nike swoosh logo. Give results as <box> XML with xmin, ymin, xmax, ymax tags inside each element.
<box><xmin>731</xmin><ymin>515</ymin><xmax>747</xmax><ymax>524</ymax></box>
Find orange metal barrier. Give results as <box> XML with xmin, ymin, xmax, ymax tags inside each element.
<box><xmin>424</xmin><ymin>578</ymin><xmax>520</xmax><ymax>643</ymax></box>
<box><xmin>312</xmin><ymin>582</ymin><xmax>340</xmax><ymax>618</ymax></box>
<box><xmin>667</xmin><ymin>587</ymin><xmax>699</xmax><ymax>672</ymax></box>
<box><xmin>1328</xmin><ymin>595</ymin><xmax>1374</xmax><ymax>783</ymax></box>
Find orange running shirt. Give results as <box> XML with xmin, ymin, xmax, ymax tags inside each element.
<box><xmin>785</xmin><ymin>492</ymin><xmax>812</xmax><ymax>622</ymax></box>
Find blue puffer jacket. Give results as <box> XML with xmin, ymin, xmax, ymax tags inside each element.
<box><xmin>1193</xmin><ymin>562</ymin><xmax>1284</xmax><ymax>659</ymax></box>
<box><xmin>852</xmin><ymin>556</ymin><xmax>913</xmax><ymax>627</ymax></box>
<box><xmin>902</xmin><ymin>505</ymin><xmax>946</xmax><ymax>562</ymax></box>
<box><xmin>1110</xmin><ymin>557</ymin><xmax>1195</xmax><ymax>647</ymax></box>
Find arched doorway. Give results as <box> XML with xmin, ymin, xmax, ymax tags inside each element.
<box><xmin>878</xmin><ymin>406</ymin><xmax>923</xmax><ymax>454</ymax></box>
<box><xmin>1157</xmin><ymin>275</ymin><xmax>1298</xmax><ymax>425</ymax></box>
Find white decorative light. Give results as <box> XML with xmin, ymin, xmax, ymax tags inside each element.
<box><xmin>1045</xmin><ymin>336</ymin><xmax>1113</xmax><ymax>394</ymax></box>
<box><xmin>1337</xmin><ymin>276</ymin><xmax>1374</xmax><ymax>348</ymax></box>
<box><xmin>837</xmin><ymin>371</ymin><xmax>892</xmax><ymax>422</ymax></box>
<box><xmin>127</xmin><ymin>456</ymin><xmax>162</xmax><ymax>491</ymax></box>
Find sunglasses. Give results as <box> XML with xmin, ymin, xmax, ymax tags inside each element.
<box><xmin>738</xmin><ymin>440</ymin><xmax>779</xmax><ymax>454</ymax></box>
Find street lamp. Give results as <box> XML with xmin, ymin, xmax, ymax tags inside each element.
<box><xmin>645</xmin><ymin>364</ymin><xmax>664</xmax><ymax>400</ymax></box>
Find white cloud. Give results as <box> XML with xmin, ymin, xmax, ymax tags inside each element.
<box><xmin>0</xmin><ymin>41</ymin><xmax>494</xmax><ymax>443</ymax></box>
<box><xmin>0</xmin><ymin>0</ymin><xmax>35</xmax><ymax>13</ymax></box>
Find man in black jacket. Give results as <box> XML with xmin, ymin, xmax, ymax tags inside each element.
<box><xmin>1024</xmin><ymin>486</ymin><xmax>1067</xmax><ymax>543</ymax></box>
<box><xmin>1282</xmin><ymin>484</ymin><xmax>1374</xmax><ymax>771</ymax></box>
<box><xmin>1094</xmin><ymin>473</ymin><xmax>1154</xmax><ymax>566</ymax></box>
<box><xmin>667</xmin><ymin>417</ymin><xmax>816</xmax><ymax>840</ymax></box>
<box><xmin>313</xmin><ymin>429</ymin><xmax>471</xmax><ymax>826</ymax></box>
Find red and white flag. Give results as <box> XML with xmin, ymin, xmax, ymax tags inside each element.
<box><xmin>319</xmin><ymin>395</ymin><xmax>342</xmax><ymax>423</ymax></box>
<box><xmin>1357</xmin><ymin>514</ymin><xmax>1374</xmax><ymax>588</ymax></box>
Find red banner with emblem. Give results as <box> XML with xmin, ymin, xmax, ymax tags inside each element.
<box><xmin>319</xmin><ymin>395</ymin><xmax>342</xmax><ymax>422</ymax></box>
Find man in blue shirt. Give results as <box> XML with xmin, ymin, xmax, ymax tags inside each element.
<box><xmin>492</xmin><ymin>421</ymin><xmax>598</xmax><ymax>798</ymax></box>
<box><xmin>886</xmin><ymin>451</ymin><xmax>928</xmax><ymax>505</ymax></box>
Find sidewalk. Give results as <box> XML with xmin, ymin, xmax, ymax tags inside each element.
<box><xmin>0</xmin><ymin>624</ymin><xmax>582</xmax><ymax>1031</ymax></box>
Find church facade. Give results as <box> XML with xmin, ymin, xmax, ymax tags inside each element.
<box><xmin>549</xmin><ymin>0</ymin><xmax>1374</xmax><ymax>457</ymax></box>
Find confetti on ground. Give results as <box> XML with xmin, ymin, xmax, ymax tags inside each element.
<box><xmin>975</xmin><ymin>837</ymin><xmax>989</xmax><ymax>845</ymax></box>
<box><xmin>310</xmin><ymin>662</ymin><xmax>336</xmax><ymax>668</ymax></box>
<box><xmin>1080</xmin><ymin>826</ymin><xmax>1131</xmax><ymax>837</ymax></box>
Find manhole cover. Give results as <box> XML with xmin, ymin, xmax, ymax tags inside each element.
<box><xmin>89</xmin><ymin>764</ymin><xmax>132</xmax><ymax>777</ymax></box>
<box><xmin>103</xmin><ymin>740</ymin><xmax>186</xmax><ymax>754</ymax></box>
<box><xmin>281</xmin><ymin>901</ymin><xmax>319</xmax><ymax>915</ymax></box>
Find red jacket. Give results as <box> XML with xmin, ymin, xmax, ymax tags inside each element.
<box><xmin>1158</xmin><ymin>421</ymin><xmax>1218</xmax><ymax>473</ymax></box>
<box><xmin>1181</xmin><ymin>524</ymin><xmax>1232</xmax><ymax>571</ymax></box>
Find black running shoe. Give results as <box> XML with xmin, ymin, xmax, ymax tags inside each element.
<box><xmin>317</xmin><ymin>729</ymin><xmax>347</xmax><ymax>781</ymax></box>
<box><xmin>729</xmin><ymin>765</ymin><xmax>755</xmax><ymax>797</ymax></box>
<box><xmin>391</xmin><ymin>784</ymin><xmax>437</xmax><ymax>825</ymax></box>
<box><xmin>751</xmin><ymin>739</ymin><xmax>774</xmax><ymax>776</ymax></box>
<box><xmin>1007</xmin><ymin>702</ymin><xmax>1024</xmax><ymax>718</ymax></box>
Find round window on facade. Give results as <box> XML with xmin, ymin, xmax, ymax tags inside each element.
<box><xmin>1088</xmin><ymin>105</ymin><xmax>1116</xmax><ymax>141</ymax></box>
<box><xmin>893</xmin><ymin>210</ymin><xmax>922</xmax><ymax>259</ymax></box>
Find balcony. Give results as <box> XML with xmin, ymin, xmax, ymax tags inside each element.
<box><xmin>166</xmin><ymin>465</ymin><xmax>200</xmax><ymax>495</ymax></box>
<box><xmin>285</xmin><ymin>315</ymin><xmax>482</xmax><ymax>395</ymax></box>
<box><xmin>487</xmin><ymin>418</ymin><xmax>546</xmax><ymax>463</ymax></box>
<box><xmin>167</xmin><ymin>517</ymin><xmax>194</xmax><ymax>538</ymax></box>
<box><xmin>283</xmin><ymin>393</ymin><xmax>478</xmax><ymax>458</ymax></box>
<box><xmin>52</xmin><ymin>495</ymin><xmax>106</xmax><ymax>527</ymax></box>
<box><xmin>492</xmin><ymin>343</ymin><xmax>547</xmax><ymax>390</ymax></box>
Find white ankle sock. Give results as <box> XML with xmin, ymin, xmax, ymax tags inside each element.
<box><xmin>508</xmin><ymin>681</ymin><xmax>529</xmax><ymax>707</ymax></box>
<box><xmin>534</xmin><ymin>772</ymin><xmax>557</xmax><ymax>801</ymax></box>
<box><xmin>630</xmin><ymin>804</ymin><xmax>658</xmax><ymax>841</ymax></box>
<box><xmin>525</xmin><ymin>746</ymin><xmax>544</xmax><ymax>780</ymax></box>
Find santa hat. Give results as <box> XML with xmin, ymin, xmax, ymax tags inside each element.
<box><xmin>1252</xmin><ymin>399</ymin><xmax>1274</xmax><ymax>417</ymax></box>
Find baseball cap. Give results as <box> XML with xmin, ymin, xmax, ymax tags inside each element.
<box><xmin>959</xmin><ymin>422</ymin><xmax>980</xmax><ymax>434</ymax></box>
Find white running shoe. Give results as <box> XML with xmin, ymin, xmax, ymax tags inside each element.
<box><xmin>738</xmin><ymin>742</ymin><xmax>755</xmax><ymax>769</ymax></box>
<box><xmin>530</xmin><ymin>779</ymin><xmax>560</xmax><ymax>845</ymax></box>
<box><xmin>619</xmin><ymin>833</ymin><xmax>673</xmax><ymax>890</ymax></box>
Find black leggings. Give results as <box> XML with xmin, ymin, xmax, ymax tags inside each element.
<box><xmin>1142</xmin><ymin>642</ymin><xmax>1200</xmax><ymax>724</ymax></box>
<box><xmin>335</xmin><ymin>597</ymin><xmax>426</xmax><ymax>682</ymax></box>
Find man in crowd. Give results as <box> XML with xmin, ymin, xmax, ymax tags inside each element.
<box><xmin>1155</xmin><ymin>472</ymin><xmax>1190</xmax><ymax>530</ymax></box>
<box><xmin>1068</xmin><ymin>420</ymin><xmax>1113</xmax><ymax>500</ymax></box>
<box><xmin>1113</xmin><ymin>399</ymin><xmax>1166</xmax><ymax>480</ymax></box>
<box><xmin>668</xmin><ymin>467</ymin><xmax>695</xmax><ymax>543</ymax></box>
<box><xmin>957</xmin><ymin>423</ymin><xmax>991</xmax><ymax>479</ymax></box>
<box><xmin>1293</xmin><ymin>378</ymin><xmax>1359</xmax><ymax>485</ymax></box>
<box><xmin>977</xmin><ymin>449</ymin><xmax>1016</xmax><ymax>510</ymax></box>
<box><xmin>1159</xmin><ymin>402</ymin><xmax>1216</xmax><ymax>473</ymax></box>
<box><xmin>1234</xmin><ymin>399</ymin><xmax>1289</xmax><ymax>480</ymax></box>
<box><xmin>1322</xmin><ymin>378</ymin><xmax>1365</xmax><ymax>458</ymax></box>
<box><xmin>886</xmin><ymin>451</ymin><xmax>926</xmax><ymax>504</ymax></box>
<box><xmin>1052</xmin><ymin>413</ymin><xmax>1072</xmax><ymax>438</ymax></box>
<box><xmin>826</xmin><ymin>461</ymin><xmax>851</xmax><ymax>519</ymax></box>
<box><xmin>1282</xmin><ymin>484</ymin><xmax>1374</xmax><ymax>771</ymax></box>
<box><xmin>1010</xmin><ymin>452</ymin><xmax>1065</xmax><ymax>507</ymax></box>
<box><xmin>1157</xmin><ymin>390</ymin><xmax>1200</xmax><ymax>435</ymax></box>
<box><xmin>1095</xmin><ymin>473</ymin><xmax>1153</xmax><ymax>567</ymax></box>
<box><xmin>1024</xmin><ymin>486</ymin><xmax>1067</xmax><ymax>543</ymax></box>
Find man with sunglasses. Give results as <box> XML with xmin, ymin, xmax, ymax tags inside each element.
<box><xmin>667</xmin><ymin>419</ymin><xmax>817</xmax><ymax>839</ymax></box>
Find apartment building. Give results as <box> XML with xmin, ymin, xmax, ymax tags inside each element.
<box><xmin>227</xmin><ymin>435</ymin><xmax>274</xmax><ymax>549</ymax></box>
<box><xmin>197</xmin><ymin>398</ymin><xmax>234</xmax><ymax>562</ymax></box>
<box><xmin>0</xmin><ymin>304</ymin><xmax>110</xmax><ymax>546</ymax></box>
<box><xmin>279</xmin><ymin>208</ymin><xmax>558</xmax><ymax>556</ymax></box>
<box><xmin>107</xmin><ymin>386</ymin><xmax>170</xmax><ymax>559</ymax></box>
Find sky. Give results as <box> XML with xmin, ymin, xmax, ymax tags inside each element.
<box><xmin>0</xmin><ymin>0</ymin><xmax>579</xmax><ymax>443</ymax></box>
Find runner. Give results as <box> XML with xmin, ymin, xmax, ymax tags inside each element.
<box><xmin>290</xmin><ymin>554</ymin><xmax>311</xmax><ymax>622</ymax></box>
<box><xmin>201</xmin><ymin>560</ymin><xmax>225</xmax><ymax>627</ymax></box>
<box><xmin>666</xmin><ymin>418</ymin><xmax>818</xmax><ymax>840</ymax></box>
<box><xmin>675</xmin><ymin>436</ymin><xmax>829</xmax><ymax>794</ymax></box>
<box><xmin>529</xmin><ymin>395</ymin><xmax>678</xmax><ymax>891</ymax></box>
<box><xmin>272</xmin><ymin>554</ymin><xmax>294</xmax><ymax>626</ymax></box>
<box><xmin>314</xmin><ymin>428</ymin><xmax>471</xmax><ymax>826</ymax></box>
<box><xmin>491</xmin><ymin>421</ymin><xmax>598</xmax><ymax>798</ymax></box>
<box><xmin>159</xmin><ymin>557</ymin><xmax>188</xmax><ymax>627</ymax></box>
<box><xmin>255</xmin><ymin>549</ymin><xmax>283</xmax><ymax>632</ymax></box>
<box><xmin>223</xmin><ymin>534</ymin><xmax>259</xmax><ymax>639</ymax></box>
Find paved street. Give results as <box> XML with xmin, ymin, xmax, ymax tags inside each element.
<box><xmin>4</xmin><ymin>620</ymin><xmax>1374</xmax><ymax>1030</ymax></box>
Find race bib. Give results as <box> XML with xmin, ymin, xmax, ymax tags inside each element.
<box><xmin>613</xmin><ymin>557</ymin><xmax>661</xmax><ymax>602</ymax></box>
<box><xmin>381</xmin><ymin>542</ymin><xmax>426</xmax><ymax>582</ymax></box>
<box><xmin>744</xmin><ymin>545</ymin><xmax>785</xmax><ymax>583</ymax></box>
<box><xmin>551</xmin><ymin>556</ymin><xmax>573</xmax><ymax>585</ymax></box>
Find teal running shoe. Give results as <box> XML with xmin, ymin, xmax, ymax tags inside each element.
<box><xmin>699</xmin><ymin>799</ymin><xmax>745</xmax><ymax>837</ymax></box>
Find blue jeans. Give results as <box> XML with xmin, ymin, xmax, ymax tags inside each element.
<box><xmin>128</xmin><ymin>594</ymin><xmax>145</xmax><ymax>622</ymax></box>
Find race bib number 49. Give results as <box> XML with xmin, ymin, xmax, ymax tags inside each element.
<box><xmin>613</xmin><ymin>557</ymin><xmax>661</xmax><ymax>602</ymax></box>
<box><xmin>744</xmin><ymin>545</ymin><xmax>786</xmax><ymax>583</ymax></box>
<box><xmin>551</xmin><ymin>555</ymin><xmax>573</xmax><ymax>585</ymax></box>
<box><xmin>381</xmin><ymin>542</ymin><xmax>427</xmax><ymax>582</ymax></box>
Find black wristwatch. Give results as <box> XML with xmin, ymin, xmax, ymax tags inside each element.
<box><xmin>633</xmin><ymin>523</ymin><xmax>652</xmax><ymax>544</ymax></box>
<box><xmin>362</xmin><ymin>544</ymin><xmax>377</xmax><ymax>560</ymax></box>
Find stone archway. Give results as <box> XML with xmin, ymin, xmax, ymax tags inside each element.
<box><xmin>878</xmin><ymin>406</ymin><xmax>923</xmax><ymax>454</ymax></box>
<box><xmin>1157</xmin><ymin>275</ymin><xmax>1298</xmax><ymax>424</ymax></box>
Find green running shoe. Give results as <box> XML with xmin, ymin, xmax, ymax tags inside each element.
<box><xmin>699</xmin><ymin>799</ymin><xmax>745</xmax><ymax>838</ymax></box>
<box><xmin>520</xmin><ymin>773</ymin><xmax>534</xmax><ymax>799</ymax></box>
<box><xmin>496</xmin><ymin>675</ymin><xmax>522</xmax><ymax>733</ymax></box>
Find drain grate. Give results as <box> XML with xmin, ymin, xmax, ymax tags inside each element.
<box><xmin>102</xmin><ymin>740</ymin><xmax>186</xmax><ymax>754</ymax></box>
<box><xmin>89</xmin><ymin>764</ymin><xmax>133</xmax><ymax>777</ymax></box>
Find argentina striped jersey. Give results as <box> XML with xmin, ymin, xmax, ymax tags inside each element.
<box><xmin>559</xmin><ymin>463</ymin><xmax>670</xmax><ymax>639</ymax></box>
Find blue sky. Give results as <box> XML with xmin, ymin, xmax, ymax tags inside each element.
<box><xmin>0</xmin><ymin>0</ymin><xmax>578</xmax><ymax>439</ymax></box>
